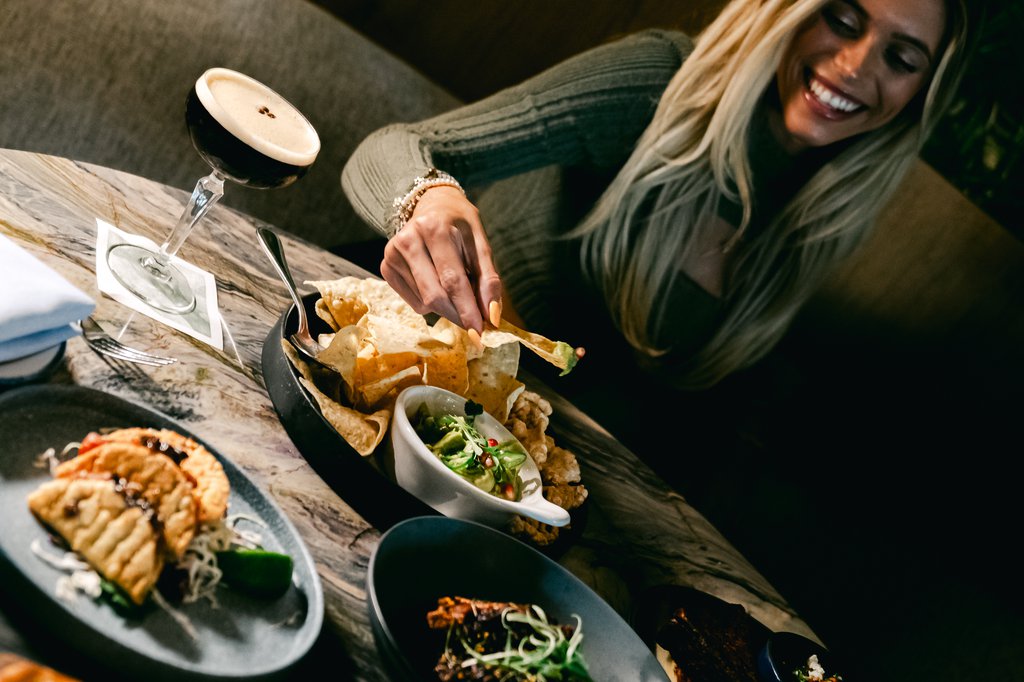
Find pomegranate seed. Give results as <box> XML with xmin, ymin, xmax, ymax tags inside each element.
<box><xmin>503</xmin><ymin>484</ymin><xmax>515</xmax><ymax>499</ymax></box>
<box><xmin>487</xmin><ymin>438</ymin><xmax>498</xmax><ymax>447</ymax></box>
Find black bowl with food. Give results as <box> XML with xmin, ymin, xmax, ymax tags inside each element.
<box><xmin>367</xmin><ymin>515</ymin><xmax>665</xmax><ymax>681</ymax></box>
<box><xmin>758</xmin><ymin>631</ymin><xmax>845</xmax><ymax>682</ymax></box>
<box><xmin>264</xmin><ymin>291</ymin><xmax>589</xmax><ymax>555</ymax></box>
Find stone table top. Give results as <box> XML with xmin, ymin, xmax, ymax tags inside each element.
<box><xmin>0</xmin><ymin>149</ymin><xmax>815</xmax><ymax>680</ymax></box>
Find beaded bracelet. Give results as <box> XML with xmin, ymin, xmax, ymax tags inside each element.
<box><xmin>387</xmin><ymin>168</ymin><xmax>465</xmax><ymax>237</ymax></box>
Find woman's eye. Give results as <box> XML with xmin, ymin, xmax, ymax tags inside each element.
<box><xmin>885</xmin><ymin>49</ymin><xmax>920</xmax><ymax>74</ymax></box>
<box><xmin>822</xmin><ymin>6</ymin><xmax>859</xmax><ymax>37</ymax></box>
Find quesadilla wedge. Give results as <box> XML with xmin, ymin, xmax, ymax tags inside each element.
<box><xmin>78</xmin><ymin>427</ymin><xmax>229</xmax><ymax>523</ymax></box>
<box><xmin>27</xmin><ymin>477</ymin><xmax>163</xmax><ymax>605</ymax></box>
<box><xmin>55</xmin><ymin>441</ymin><xmax>197</xmax><ymax>560</ymax></box>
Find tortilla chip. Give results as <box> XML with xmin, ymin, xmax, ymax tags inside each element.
<box><xmin>282</xmin><ymin>338</ymin><xmax>345</xmax><ymax>403</ymax></box>
<box><xmin>282</xmin><ymin>339</ymin><xmax>390</xmax><ymax>455</ymax></box>
<box><xmin>285</xmin><ymin>277</ymin><xmax>581</xmax><ymax>458</ymax></box>
<box><xmin>361</xmin><ymin>314</ymin><xmax>434</xmax><ymax>356</ymax></box>
<box><xmin>317</xmin><ymin>324</ymin><xmax>365</xmax><ymax>388</ymax></box>
<box><xmin>421</xmin><ymin>347</ymin><xmax>468</xmax><ymax>394</ymax></box>
<box><xmin>308</xmin><ymin>277</ymin><xmax>425</xmax><ymax>330</ymax></box>
<box><xmin>479</xmin><ymin>329</ymin><xmax>521</xmax><ymax>348</ymax></box>
<box><xmin>357</xmin><ymin>364</ymin><xmax>424</xmax><ymax>410</ymax></box>
<box><xmin>308</xmin><ymin>281</ymin><xmax>370</xmax><ymax>329</ymax></box>
<box><xmin>355</xmin><ymin>350</ymin><xmax>422</xmax><ymax>387</ymax></box>
<box><xmin>465</xmin><ymin>342</ymin><xmax>525</xmax><ymax>422</ymax></box>
<box><xmin>314</xmin><ymin>298</ymin><xmax>341</xmax><ymax>332</ymax></box>
<box><xmin>298</xmin><ymin>375</ymin><xmax>389</xmax><ymax>456</ymax></box>
<box><xmin>429</xmin><ymin>317</ymin><xmax>467</xmax><ymax>346</ymax></box>
<box><xmin>493</xmin><ymin>319</ymin><xmax>583</xmax><ymax>376</ymax></box>
<box><xmin>408</xmin><ymin>318</ymin><xmax>468</xmax><ymax>394</ymax></box>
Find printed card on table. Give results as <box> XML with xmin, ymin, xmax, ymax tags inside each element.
<box><xmin>94</xmin><ymin>219</ymin><xmax>223</xmax><ymax>350</ymax></box>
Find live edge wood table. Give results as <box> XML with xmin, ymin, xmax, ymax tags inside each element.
<box><xmin>0</xmin><ymin>149</ymin><xmax>816</xmax><ymax>680</ymax></box>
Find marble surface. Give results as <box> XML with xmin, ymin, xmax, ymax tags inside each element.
<box><xmin>0</xmin><ymin>149</ymin><xmax>815</xmax><ymax>680</ymax></box>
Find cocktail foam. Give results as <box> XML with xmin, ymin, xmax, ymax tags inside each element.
<box><xmin>196</xmin><ymin>68</ymin><xmax>320</xmax><ymax>167</ymax></box>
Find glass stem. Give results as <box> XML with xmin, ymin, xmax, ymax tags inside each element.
<box><xmin>154</xmin><ymin>171</ymin><xmax>225</xmax><ymax>262</ymax></box>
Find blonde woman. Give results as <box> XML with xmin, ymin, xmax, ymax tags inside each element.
<box><xmin>342</xmin><ymin>0</ymin><xmax>973</xmax><ymax>389</ymax></box>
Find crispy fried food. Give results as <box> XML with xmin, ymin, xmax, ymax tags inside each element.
<box><xmin>287</xmin><ymin>277</ymin><xmax>581</xmax><ymax>457</ymax></box>
<box><xmin>283</xmin><ymin>339</ymin><xmax>391</xmax><ymax>456</ymax></box>
<box><xmin>543</xmin><ymin>483</ymin><xmax>588</xmax><ymax>511</ymax></box>
<box><xmin>490</xmin><ymin>318</ymin><xmax>584</xmax><ymax>376</ymax></box>
<box><xmin>80</xmin><ymin>427</ymin><xmax>229</xmax><ymax>523</ymax></box>
<box><xmin>0</xmin><ymin>653</ymin><xmax>82</xmax><ymax>682</ymax></box>
<box><xmin>27</xmin><ymin>477</ymin><xmax>163</xmax><ymax>605</ymax></box>
<box><xmin>540</xmin><ymin>446</ymin><xmax>582</xmax><ymax>485</ymax></box>
<box><xmin>507</xmin><ymin>515</ymin><xmax>562</xmax><ymax>547</ymax></box>
<box><xmin>503</xmin><ymin>391</ymin><xmax>587</xmax><ymax>545</ymax></box>
<box><xmin>507</xmin><ymin>486</ymin><xmax>587</xmax><ymax>547</ymax></box>
<box><xmin>505</xmin><ymin>390</ymin><xmax>553</xmax><ymax>466</ymax></box>
<box><xmin>427</xmin><ymin>596</ymin><xmax>588</xmax><ymax>681</ymax></box>
<box><xmin>426</xmin><ymin>595</ymin><xmax>528</xmax><ymax>630</ymax></box>
<box><xmin>55</xmin><ymin>441</ymin><xmax>197</xmax><ymax>560</ymax></box>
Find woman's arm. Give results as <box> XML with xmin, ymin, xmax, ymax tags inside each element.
<box><xmin>342</xmin><ymin>29</ymin><xmax>693</xmax><ymax>233</ymax></box>
<box><xmin>340</xmin><ymin>29</ymin><xmax>693</xmax><ymax>331</ymax></box>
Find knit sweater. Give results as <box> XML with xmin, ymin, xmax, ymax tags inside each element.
<box><xmin>341</xmin><ymin>30</ymin><xmax>730</xmax><ymax>370</ymax></box>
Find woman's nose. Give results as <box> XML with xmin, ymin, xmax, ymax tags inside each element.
<box><xmin>835</xmin><ymin>38</ymin><xmax>873</xmax><ymax>81</ymax></box>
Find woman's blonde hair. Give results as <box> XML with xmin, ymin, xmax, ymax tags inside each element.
<box><xmin>574</xmin><ymin>0</ymin><xmax>971</xmax><ymax>388</ymax></box>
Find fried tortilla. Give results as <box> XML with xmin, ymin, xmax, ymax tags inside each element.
<box><xmin>55</xmin><ymin>442</ymin><xmax>197</xmax><ymax>560</ymax></box>
<box><xmin>486</xmin><ymin>319</ymin><xmax>584</xmax><ymax>376</ymax></box>
<box><xmin>27</xmin><ymin>477</ymin><xmax>163</xmax><ymax>605</ymax></box>
<box><xmin>79</xmin><ymin>427</ymin><xmax>229</xmax><ymax>523</ymax></box>
<box><xmin>0</xmin><ymin>652</ymin><xmax>83</xmax><ymax>682</ymax></box>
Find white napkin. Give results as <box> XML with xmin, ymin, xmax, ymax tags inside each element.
<box><xmin>0</xmin><ymin>233</ymin><xmax>96</xmax><ymax>363</ymax></box>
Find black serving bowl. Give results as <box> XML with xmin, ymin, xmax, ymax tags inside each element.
<box><xmin>366</xmin><ymin>515</ymin><xmax>666</xmax><ymax>682</ymax></box>
<box><xmin>262</xmin><ymin>292</ymin><xmax>437</xmax><ymax>530</ymax></box>
<box><xmin>263</xmin><ymin>293</ymin><xmax>588</xmax><ymax>554</ymax></box>
<box><xmin>758</xmin><ymin>631</ymin><xmax>845</xmax><ymax>682</ymax></box>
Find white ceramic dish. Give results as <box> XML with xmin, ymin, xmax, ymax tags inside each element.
<box><xmin>390</xmin><ymin>386</ymin><xmax>570</xmax><ymax>529</ymax></box>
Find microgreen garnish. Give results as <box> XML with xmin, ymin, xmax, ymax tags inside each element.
<box><xmin>412</xmin><ymin>403</ymin><xmax>527</xmax><ymax>500</ymax></box>
<box><xmin>453</xmin><ymin>605</ymin><xmax>593</xmax><ymax>681</ymax></box>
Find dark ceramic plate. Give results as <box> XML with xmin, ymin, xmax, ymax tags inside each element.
<box><xmin>262</xmin><ymin>294</ymin><xmax>588</xmax><ymax>551</ymax></box>
<box><xmin>367</xmin><ymin>516</ymin><xmax>668</xmax><ymax>682</ymax></box>
<box><xmin>758</xmin><ymin>631</ymin><xmax>844</xmax><ymax>682</ymax></box>
<box><xmin>0</xmin><ymin>385</ymin><xmax>324</xmax><ymax>681</ymax></box>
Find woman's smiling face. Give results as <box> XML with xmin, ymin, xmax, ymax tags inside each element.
<box><xmin>773</xmin><ymin>0</ymin><xmax>946</xmax><ymax>153</ymax></box>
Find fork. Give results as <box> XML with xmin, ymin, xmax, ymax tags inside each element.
<box><xmin>80</xmin><ymin>316</ymin><xmax>178</xmax><ymax>366</ymax></box>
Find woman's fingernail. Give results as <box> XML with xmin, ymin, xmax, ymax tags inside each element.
<box><xmin>467</xmin><ymin>328</ymin><xmax>482</xmax><ymax>348</ymax></box>
<box><xmin>489</xmin><ymin>300</ymin><xmax>501</xmax><ymax>327</ymax></box>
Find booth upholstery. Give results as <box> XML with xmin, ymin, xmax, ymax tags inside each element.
<box><xmin>4</xmin><ymin>0</ymin><xmax>1021</xmax><ymax>388</ymax></box>
<box><xmin>0</xmin><ymin>0</ymin><xmax>459</xmax><ymax>249</ymax></box>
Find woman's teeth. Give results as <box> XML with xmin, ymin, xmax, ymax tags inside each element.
<box><xmin>809</xmin><ymin>77</ymin><xmax>861</xmax><ymax>113</ymax></box>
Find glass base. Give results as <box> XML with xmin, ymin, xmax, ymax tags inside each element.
<box><xmin>106</xmin><ymin>243</ymin><xmax>197</xmax><ymax>314</ymax></box>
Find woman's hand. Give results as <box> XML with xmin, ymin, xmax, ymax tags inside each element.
<box><xmin>380</xmin><ymin>186</ymin><xmax>503</xmax><ymax>335</ymax></box>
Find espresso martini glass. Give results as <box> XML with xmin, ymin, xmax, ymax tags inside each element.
<box><xmin>106</xmin><ymin>67</ymin><xmax>320</xmax><ymax>314</ymax></box>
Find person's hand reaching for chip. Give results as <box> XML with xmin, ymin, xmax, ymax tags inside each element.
<box><xmin>381</xmin><ymin>187</ymin><xmax>503</xmax><ymax>341</ymax></box>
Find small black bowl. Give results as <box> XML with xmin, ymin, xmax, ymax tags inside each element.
<box><xmin>758</xmin><ymin>631</ymin><xmax>845</xmax><ymax>682</ymax></box>
<box><xmin>366</xmin><ymin>515</ymin><xmax>666</xmax><ymax>682</ymax></box>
